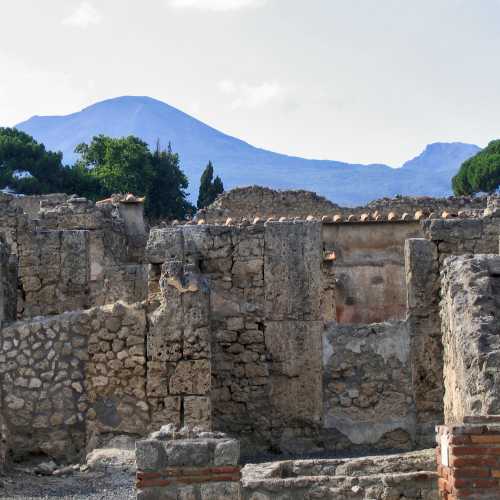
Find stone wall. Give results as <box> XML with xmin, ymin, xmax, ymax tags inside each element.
<box><xmin>0</xmin><ymin>235</ymin><xmax>16</xmax><ymax>326</ymax></box>
<box><xmin>146</xmin><ymin>221</ymin><xmax>323</xmax><ymax>455</ymax></box>
<box><xmin>198</xmin><ymin>186</ymin><xmax>342</xmax><ymax>223</ymax></box>
<box><xmin>10</xmin><ymin>193</ymin><xmax>68</xmax><ymax>219</ymax></box>
<box><xmin>405</xmin><ymin>238</ymin><xmax>442</xmax><ymax>448</ymax></box>
<box><xmin>323</xmin><ymin>321</ymin><xmax>415</xmax><ymax>451</ymax></box>
<box><xmin>440</xmin><ymin>255</ymin><xmax>500</xmax><ymax>424</ymax></box>
<box><xmin>405</xmin><ymin>212</ymin><xmax>500</xmax><ymax>446</ymax></box>
<box><xmin>323</xmin><ymin>221</ymin><xmax>423</xmax><ymax>324</ymax></box>
<box><xmin>0</xmin><ymin>302</ymin><xmax>149</xmax><ymax>462</ymax></box>
<box><xmin>17</xmin><ymin>230</ymin><xmax>90</xmax><ymax>318</ymax></box>
<box><xmin>0</xmin><ymin>194</ymin><xmax>148</xmax><ymax>321</ymax></box>
<box><xmin>197</xmin><ymin>186</ymin><xmax>487</xmax><ymax>224</ymax></box>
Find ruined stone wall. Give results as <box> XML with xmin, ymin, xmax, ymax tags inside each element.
<box><xmin>0</xmin><ymin>302</ymin><xmax>149</xmax><ymax>462</ymax></box>
<box><xmin>405</xmin><ymin>212</ymin><xmax>500</xmax><ymax>447</ymax></box>
<box><xmin>405</xmin><ymin>238</ymin><xmax>442</xmax><ymax>448</ymax></box>
<box><xmin>17</xmin><ymin>230</ymin><xmax>90</xmax><ymax>319</ymax></box>
<box><xmin>323</xmin><ymin>221</ymin><xmax>423</xmax><ymax>324</ymax></box>
<box><xmin>198</xmin><ymin>186</ymin><xmax>342</xmax><ymax>223</ymax></box>
<box><xmin>197</xmin><ymin>186</ymin><xmax>487</xmax><ymax>224</ymax></box>
<box><xmin>0</xmin><ymin>194</ymin><xmax>148</xmax><ymax>321</ymax></box>
<box><xmin>323</xmin><ymin>321</ymin><xmax>415</xmax><ymax>451</ymax></box>
<box><xmin>146</xmin><ymin>222</ymin><xmax>323</xmax><ymax>456</ymax></box>
<box><xmin>0</xmin><ymin>235</ymin><xmax>17</xmax><ymax>326</ymax></box>
<box><xmin>365</xmin><ymin>194</ymin><xmax>486</xmax><ymax>216</ymax></box>
<box><xmin>440</xmin><ymin>255</ymin><xmax>500</xmax><ymax>424</ymax></box>
<box><xmin>10</xmin><ymin>193</ymin><xmax>68</xmax><ymax>219</ymax></box>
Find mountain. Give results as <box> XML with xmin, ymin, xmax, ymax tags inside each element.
<box><xmin>15</xmin><ymin>96</ymin><xmax>481</xmax><ymax>206</ymax></box>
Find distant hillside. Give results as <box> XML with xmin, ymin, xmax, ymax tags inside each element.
<box><xmin>15</xmin><ymin>96</ymin><xmax>481</xmax><ymax>205</ymax></box>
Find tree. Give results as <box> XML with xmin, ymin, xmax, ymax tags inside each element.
<box><xmin>197</xmin><ymin>161</ymin><xmax>224</xmax><ymax>209</ymax></box>
<box><xmin>75</xmin><ymin>135</ymin><xmax>193</xmax><ymax>219</ymax></box>
<box><xmin>0</xmin><ymin>127</ymin><xmax>70</xmax><ymax>194</ymax></box>
<box><xmin>453</xmin><ymin>140</ymin><xmax>500</xmax><ymax>195</ymax></box>
<box><xmin>146</xmin><ymin>141</ymin><xmax>194</xmax><ymax>220</ymax></box>
<box><xmin>74</xmin><ymin>135</ymin><xmax>153</xmax><ymax>196</ymax></box>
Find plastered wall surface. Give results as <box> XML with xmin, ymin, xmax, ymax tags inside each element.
<box><xmin>323</xmin><ymin>221</ymin><xmax>422</xmax><ymax>324</ymax></box>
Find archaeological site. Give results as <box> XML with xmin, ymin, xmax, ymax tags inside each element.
<box><xmin>1</xmin><ymin>186</ymin><xmax>500</xmax><ymax>499</ymax></box>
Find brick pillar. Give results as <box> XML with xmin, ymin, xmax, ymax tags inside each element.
<box><xmin>436</xmin><ymin>416</ymin><xmax>500</xmax><ymax>499</ymax></box>
<box><xmin>136</xmin><ymin>429</ymin><xmax>241</xmax><ymax>499</ymax></box>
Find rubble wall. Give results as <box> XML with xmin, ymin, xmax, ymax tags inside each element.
<box><xmin>323</xmin><ymin>321</ymin><xmax>415</xmax><ymax>450</ymax></box>
<box><xmin>440</xmin><ymin>255</ymin><xmax>500</xmax><ymax>424</ymax></box>
<box><xmin>323</xmin><ymin>221</ymin><xmax>422</xmax><ymax>324</ymax></box>
<box><xmin>198</xmin><ymin>186</ymin><xmax>487</xmax><ymax>224</ymax></box>
<box><xmin>0</xmin><ymin>302</ymin><xmax>149</xmax><ymax>462</ymax></box>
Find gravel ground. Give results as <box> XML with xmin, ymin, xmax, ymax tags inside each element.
<box><xmin>0</xmin><ymin>469</ymin><xmax>135</xmax><ymax>500</ymax></box>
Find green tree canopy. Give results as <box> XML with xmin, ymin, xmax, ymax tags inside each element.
<box><xmin>453</xmin><ymin>140</ymin><xmax>500</xmax><ymax>195</ymax></box>
<box><xmin>0</xmin><ymin>128</ymin><xmax>193</xmax><ymax>220</ymax></box>
<box><xmin>74</xmin><ymin>135</ymin><xmax>153</xmax><ymax>196</ymax></box>
<box><xmin>0</xmin><ymin>127</ymin><xmax>70</xmax><ymax>194</ymax></box>
<box><xmin>197</xmin><ymin>161</ymin><xmax>224</xmax><ymax>209</ymax></box>
<box><xmin>75</xmin><ymin>135</ymin><xmax>193</xmax><ymax>219</ymax></box>
<box><xmin>145</xmin><ymin>141</ymin><xmax>194</xmax><ymax>220</ymax></box>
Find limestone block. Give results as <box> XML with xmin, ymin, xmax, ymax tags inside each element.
<box><xmin>214</xmin><ymin>439</ymin><xmax>240</xmax><ymax>466</ymax></box>
<box><xmin>265</xmin><ymin>320</ymin><xmax>322</xmax><ymax>422</ymax></box>
<box><xmin>149</xmin><ymin>397</ymin><xmax>181</xmax><ymax>428</ymax></box>
<box><xmin>264</xmin><ymin>221</ymin><xmax>321</xmax><ymax>321</ymax></box>
<box><xmin>200</xmin><ymin>482</ymin><xmax>240</xmax><ymax>500</ymax></box>
<box><xmin>184</xmin><ymin>396</ymin><xmax>211</xmax><ymax>429</ymax></box>
<box><xmin>146</xmin><ymin>228</ymin><xmax>184</xmax><ymax>264</ymax></box>
<box><xmin>169</xmin><ymin>361</ymin><xmax>210</xmax><ymax>395</ymax></box>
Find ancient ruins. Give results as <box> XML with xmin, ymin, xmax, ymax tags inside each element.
<box><xmin>1</xmin><ymin>186</ymin><xmax>500</xmax><ymax>498</ymax></box>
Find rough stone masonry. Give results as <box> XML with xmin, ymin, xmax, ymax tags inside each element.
<box><xmin>1</xmin><ymin>188</ymin><xmax>500</xmax><ymax>491</ymax></box>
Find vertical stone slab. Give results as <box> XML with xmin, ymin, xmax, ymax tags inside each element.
<box><xmin>263</xmin><ymin>221</ymin><xmax>323</xmax><ymax>451</ymax></box>
<box><xmin>146</xmin><ymin>234</ymin><xmax>212</xmax><ymax>431</ymax></box>
<box><xmin>0</xmin><ymin>236</ymin><xmax>16</xmax><ymax>326</ymax></box>
<box><xmin>264</xmin><ymin>221</ymin><xmax>321</xmax><ymax>321</ymax></box>
<box><xmin>405</xmin><ymin>238</ymin><xmax>442</xmax><ymax>447</ymax></box>
<box><xmin>60</xmin><ymin>230</ymin><xmax>91</xmax><ymax>312</ymax></box>
<box><xmin>265</xmin><ymin>320</ymin><xmax>323</xmax><ymax>426</ymax></box>
<box><xmin>440</xmin><ymin>255</ymin><xmax>500</xmax><ymax>423</ymax></box>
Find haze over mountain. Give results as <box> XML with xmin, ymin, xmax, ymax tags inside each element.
<box><xmin>15</xmin><ymin>96</ymin><xmax>481</xmax><ymax>206</ymax></box>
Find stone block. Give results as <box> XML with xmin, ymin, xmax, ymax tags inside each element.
<box><xmin>214</xmin><ymin>439</ymin><xmax>240</xmax><ymax>466</ymax></box>
<box><xmin>169</xmin><ymin>361</ymin><xmax>210</xmax><ymax>396</ymax></box>
<box><xmin>184</xmin><ymin>397</ymin><xmax>211</xmax><ymax>429</ymax></box>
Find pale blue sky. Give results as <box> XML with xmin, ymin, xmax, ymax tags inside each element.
<box><xmin>0</xmin><ymin>0</ymin><xmax>499</xmax><ymax>165</ymax></box>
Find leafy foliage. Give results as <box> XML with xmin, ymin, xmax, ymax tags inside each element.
<box><xmin>0</xmin><ymin>128</ymin><xmax>194</xmax><ymax>220</ymax></box>
<box><xmin>453</xmin><ymin>140</ymin><xmax>500</xmax><ymax>195</ymax></box>
<box><xmin>0</xmin><ymin>127</ymin><xmax>70</xmax><ymax>194</ymax></box>
<box><xmin>197</xmin><ymin>161</ymin><xmax>224</xmax><ymax>209</ymax></box>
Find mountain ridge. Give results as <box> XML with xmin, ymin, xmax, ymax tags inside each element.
<box><xmin>15</xmin><ymin>96</ymin><xmax>481</xmax><ymax>206</ymax></box>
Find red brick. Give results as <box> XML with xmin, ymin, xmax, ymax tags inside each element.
<box><xmin>451</xmin><ymin>477</ymin><xmax>499</xmax><ymax>489</ymax></box>
<box><xmin>450</xmin><ymin>456</ymin><xmax>498</xmax><ymax>467</ymax></box>
<box><xmin>136</xmin><ymin>478</ymin><xmax>171</xmax><ymax>488</ymax></box>
<box><xmin>449</xmin><ymin>435</ymin><xmax>471</xmax><ymax>445</ymax></box>
<box><xmin>453</xmin><ymin>467</ymin><xmax>491</xmax><ymax>479</ymax></box>
<box><xmin>451</xmin><ymin>446</ymin><xmax>500</xmax><ymax>456</ymax></box>
<box><xmin>470</xmin><ymin>435</ymin><xmax>500</xmax><ymax>444</ymax></box>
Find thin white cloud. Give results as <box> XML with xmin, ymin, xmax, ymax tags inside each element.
<box><xmin>62</xmin><ymin>2</ymin><xmax>102</xmax><ymax>28</ymax></box>
<box><xmin>218</xmin><ymin>79</ymin><xmax>284</xmax><ymax>109</ymax></box>
<box><xmin>169</xmin><ymin>0</ymin><xmax>267</xmax><ymax>12</ymax></box>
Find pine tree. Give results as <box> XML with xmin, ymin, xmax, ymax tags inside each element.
<box><xmin>197</xmin><ymin>161</ymin><xmax>224</xmax><ymax>208</ymax></box>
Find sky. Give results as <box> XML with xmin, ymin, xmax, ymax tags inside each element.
<box><xmin>0</xmin><ymin>0</ymin><xmax>499</xmax><ymax>166</ymax></box>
